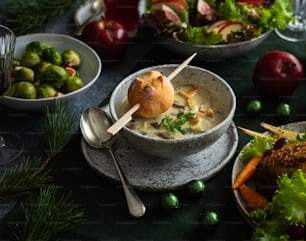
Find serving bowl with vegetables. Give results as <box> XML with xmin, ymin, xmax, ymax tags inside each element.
<box><xmin>144</xmin><ymin>0</ymin><xmax>293</xmax><ymax>61</ymax></box>
<box><xmin>109</xmin><ymin>64</ymin><xmax>236</xmax><ymax>158</ymax></box>
<box><xmin>232</xmin><ymin>121</ymin><xmax>306</xmax><ymax>240</ymax></box>
<box><xmin>0</xmin><ymin>33</ymin><xmax>101</xmax><ymax>112</ymax></box>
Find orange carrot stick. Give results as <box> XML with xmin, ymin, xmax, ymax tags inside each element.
<box><xmin>186</xmin><ymin>86</ymin><xmax>199</xmax><ymax>96</ymax></box>
<box><xmin>232</xmin><ymin>156</ymin><xmax>262</xmax><ymax>189</ymax></box>
<box><xmin>238</xmin><ymin>184</ymin><xmax>268</xmax><ymax>210</ymax></box>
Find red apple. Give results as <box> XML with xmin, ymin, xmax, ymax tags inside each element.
<box><xmin>253</xmin><ymin>51</ymin><xmax>304</xmax><ymax>97</ymax></box>
<box><xmin>81</xmin><ymin>19</ymin><xmax>128</xmax><ymax>61</ymax></box>
<box><xmin>207</xmin><ymin>20</ymin><xmax>230</xmax><ymax>33</ymax></box>
<box><xmin>218</xmin><ymin>22</ymin><xmax>244</xmax><ymax>41</ymax></box>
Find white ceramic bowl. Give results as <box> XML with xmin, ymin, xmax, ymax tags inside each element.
<box><xmin>162</xmin><ymin>31</ymin><xmax>271</xmax><ymax>62</ymax></box>
<box><xmin>109</xmin><ymin>65</ymin><xmax>236</xmax><ymax>158</ymax></box>
<box><xmin>0</xmin><ymin>33</ymin><xmax>102</xmax><ymax>112</ymax></box>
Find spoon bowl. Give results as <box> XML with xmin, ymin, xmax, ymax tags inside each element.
<box><xmin>80</xmin><ymin>106</ymin><xmax>146</xmax><ymax>217</ymax></box>
<box><xmin>75</xmin><ymin>0</ymin><xmax>104</xmax><ymax>36</ymax></box>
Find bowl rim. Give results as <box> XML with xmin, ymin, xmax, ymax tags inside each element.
<box><xmin>2</xmin><ymin>33</ymin><xmax>102</xmax><ymax>102</ymax></box>
<box><xmin>168</xmin><ymin>30</ymin><xmax>272</xmax><ymax>49</ymax></box>
<box><xmin>109</xmin><ymin>64</ymin><xmax>236</xmax><ymax>143</ymax></box>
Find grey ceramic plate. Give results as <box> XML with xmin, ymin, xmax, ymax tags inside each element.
<box><xmin>81</xmin><ymin>121</ymin><xmax>238</xmax><ymax>191</ymax></box>
<box><xmin>232</xmin><ymin>121</ymin><xmax>306</xmax><ymax>227</ymax></box>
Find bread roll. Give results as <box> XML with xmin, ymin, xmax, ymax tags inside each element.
<box><xmin>128</xmin><ymin>70</ymin><xmax>174</xmax><ymax>118</ymax></box>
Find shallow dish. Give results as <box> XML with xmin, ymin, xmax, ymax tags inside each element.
<box><xmin>162</xmin><ymin>31</ymin><xmax>271</xmax><ymax>62</ymax></box>
<box><xmin>232</xmin><ymin>121</ymin><xmax>306</xmax><ymax>227</ymax></box>
<box><xmin>109</xmin><ymin>64</ymin><xmax>236</xmax><ymax>158</ymax></box>
<box><xmin>0</xmin><ymin>33</ymin><xmax>102</xmax><ymax>112</ymax></box>
<box><xmin>82</xmin><ymin>116</ymin><xmax>238</xmax><ymax>191</ymax></box>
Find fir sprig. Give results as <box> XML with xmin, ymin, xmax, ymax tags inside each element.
<box><xmin>0</xmin><ymin>156</ymin><xmax>52</xmax><ymax>203</ymax></box>
<box><xmin>42</xmin><ymin>101</ymin><xmax>78</xmax><ymax>156</ymax></box>
<box><xmin>11</xmin><ymin>185</ymin><xmax>85</xmax><ymax>241</ymax></box>
<box><xmin>32</xmin><ymin>101</ymin><xmax>78</xmax><ymax>177</ymax></box>
<box><xmin>5</xmin><ymin>0</ymin><xmax>76</xmax><ymax>35</ymax></box>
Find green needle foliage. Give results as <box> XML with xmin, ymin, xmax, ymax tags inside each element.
<box><xmin>0</xmin><ymin>156</ymin><xmax>52</xmax><ymax>204</ymax></box>
<box><xmin>11</xmin><ymin>185</ymin><xmax>85</xmax><ymax>241</ymax></box>
<box><xmin>42</xmin><ymin>101</ymin><xmax>78</xmax><ymax>156</ymax></box>
<box><xmin>5</xmin><ymin>0</ymin><xmax>76</xmax><ymax>35</ymax></box>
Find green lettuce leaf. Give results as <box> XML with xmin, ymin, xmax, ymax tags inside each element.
<box><xmin>256</xmin><ymin>0</ymin><xmax>294</xmax><ymax>31</ymax></box>
<box><xmin>240</xmin><ymin>136</ymin><xmax>274</xmax><ymax>162</ymax></box>
<box><xmin>250</xmin><ymin>170</ymin><xmax>306</xmax><ymax>241</ymax></box>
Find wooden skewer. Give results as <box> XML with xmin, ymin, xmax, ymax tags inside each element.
<box><xmin>107</xmin><ymin>52</ymin><xmax>197</xmax><ymax>136</ymax></box>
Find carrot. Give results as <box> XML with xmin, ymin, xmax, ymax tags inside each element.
<box><xmin>186</xmin><ymin>86</ymin><xmax>199</xmax><ymax>96</ymax></box>
<box><xmin>238</xmin><ymin>184</ymin><xmax>268</xmax><ymax>210</ymax></box>
<box><xmin>232</xmin><ymin>156</ymin><xmax>262</xmax><ymax>189</ymax></box>
<box><xmin>196</xmin><ymin>112</ymin><xmax>206</xmax><ymax>118</ymax></box>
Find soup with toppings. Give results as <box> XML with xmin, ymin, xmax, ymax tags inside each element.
<box><xmin>118</xmin><ymin>84</ymin><xmax>226</xmax><ymax>139</ymax></box>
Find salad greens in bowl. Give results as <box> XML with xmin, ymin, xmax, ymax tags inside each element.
<box><xmin>232</xmin><ymin>121</ymin><xmax>306</xmax><ymax>240</ymax></box>
<box><xmin>144</xmin><ymin>0</ymin><xmax>293</xmax><ymax>61</ymax></box>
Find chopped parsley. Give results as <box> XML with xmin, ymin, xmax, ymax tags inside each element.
<box><xmin>160</xmin><ymin>112</ymin><xmax>195</xmax><ymax>134</ymax></box>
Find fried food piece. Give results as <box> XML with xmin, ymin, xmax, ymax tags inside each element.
<box><xmin>255</xmin><ymin>141</ymin><xmax>306</xmax><ymax>200</ymax></box>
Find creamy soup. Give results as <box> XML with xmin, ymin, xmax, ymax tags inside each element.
<box><xmin>118</xmin><ymin>84</ymin><xmax>226</xmax><ymax>139</ymax></box>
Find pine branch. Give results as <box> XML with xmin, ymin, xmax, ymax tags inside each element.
<box><xmin>5</xmin><ymin>0</ymin><xmax>76</xmax><ymax>35</ymax></box>
<box><xmin>31</xmin><ymin>101</ymin><xmax>78</xmax><ymax>177</ymax></box>
<box><xmin>0</xmin><ymin>156</ymin><xmax>52</xmax><ymax>203</ymax></box>
<box><xmin>42</xmin><ymin>101</ymin><xmax>78</xmax><ymax>156</ymax></box>
<box><xmin>11</xmin><ymin>185</ymin><xmax>85</xmax><ymax>241</ymax></box>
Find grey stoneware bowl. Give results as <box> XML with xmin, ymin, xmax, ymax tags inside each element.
<box><xmin>0</xmin><ymin>33</ymin><xmax>102</xmax><ymax>112</ymax></box>
<box><xmin>162</xmin><ymin>31</ymin><xmax>271</xmax><ymax>62</ymax></box>
<box><xmin>109</xmin><ymin>65</ymin><xmax>236</xmax><ymax>159</ymax></box>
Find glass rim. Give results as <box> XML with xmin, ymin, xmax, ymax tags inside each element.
<box><xmin>0</xmin><ymin>25</ymin><xmax>16</xmax><ymax>55</ymax></box>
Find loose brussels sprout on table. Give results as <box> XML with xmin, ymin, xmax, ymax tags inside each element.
<box><xmin>8</xmin><ymin>40</ymin><xmax>84</xmax><ymax>99</ymax></box>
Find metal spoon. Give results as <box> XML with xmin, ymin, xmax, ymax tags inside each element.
<box><xmin>80</xmin><ymin>106</ymin><xmax>146</xmax><ymax>217</ymax></box>
<box><xmin>75</xmin><ymin>0</ymin><xmax>104</xmax><ymax>36</ymax></box>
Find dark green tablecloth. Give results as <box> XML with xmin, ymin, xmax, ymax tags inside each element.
<box><xmin>0</xmin><ymin>1</ymin><xmax>306</xmax><ymax>240</ymax></box>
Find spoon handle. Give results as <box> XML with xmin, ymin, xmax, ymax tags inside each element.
<box><xmin>108</xmin><ymin>148</ymin><xmax>146</xmax><ymax>217</ymax></box>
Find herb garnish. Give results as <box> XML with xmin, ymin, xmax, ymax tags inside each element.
<box><xmin>160</xmin><ymin>112</ymin><xmax>195</xmax><ymax>134</ymax></box>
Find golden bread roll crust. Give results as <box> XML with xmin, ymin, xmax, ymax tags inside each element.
<box><xmin>128</xmin><ymin>70</ymin><xmax>175</xmax><ymax>118</ymax></box>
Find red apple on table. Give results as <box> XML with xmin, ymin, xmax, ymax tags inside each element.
<box><xmin>253</xmin><ymin>51</ymin><xmax>304</xmax><ymax>97</ymax></box>
<box><xmin>81</xmin><ymin>19</ymin><xmax>128</xmax><ymax>61</ymax></box>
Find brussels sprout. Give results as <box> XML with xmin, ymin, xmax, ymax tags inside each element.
<box><xmin>62</xmin><ymin>49</ymin><xmax>81</xmax><ymax>68</ymax></box>
<box><xmin>64</xmin><ymin>76</ymin><xmax>84</xmax><ymax>93</ymax></box>
<box><xmin>26</xmin><ymin>41</ymin><xmax>51</xmax><ymax>56</ymax></box>
<box><xmin>35</xmin><ymin>61</ymin><xmax>52</xmax><ymax>81</ymax></box>
<box><xmin>42</xmin><ymin>47</ymin><xmax>63</xmax><ymax>66</ymax></box>
<box><xmin>41</xmin><ymin>64</ymin><xmax>68</xmax><ymax>89</ymax></box>
<box><xmin>15</xmin><ymin>67</ymin><xmax>35</xmax><ymax>82</ymax></box>
<box><xmin>20</xmin><ymin>51</ymin><xmax>40</xmax><ymax>68</ymax></box>
<box><xmin>36</xmin><ymin>83</ymin><xmax>57</xmax><ymax>98</ymax></box>
<box><xmin>8</xmin><ymin>81</ymin><xmax>36</xmax><ymax>99</ymax></box>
